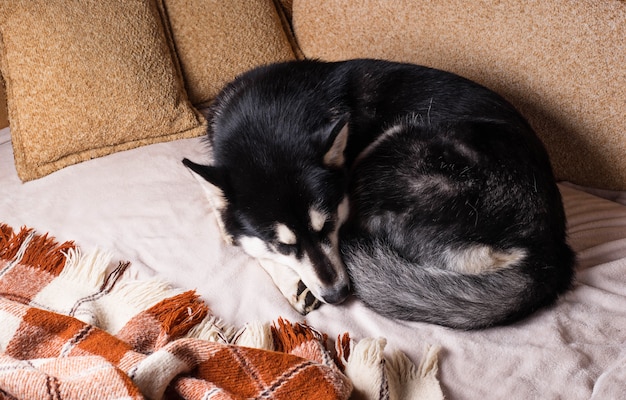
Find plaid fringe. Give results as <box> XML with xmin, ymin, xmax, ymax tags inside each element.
<box><xmin>0</xmin><ymin>225</ymin><xmax>73</xmax><ymax>275</ymax></box>
<box><xmin>0</xmin><ymin>223</ymin><xmax>441</xmax><ymax>400</ymax></box>
<box><xmin>0</xmin><ymin>224</ymin><xmax>353</xmax><ymax>399</ymax></box>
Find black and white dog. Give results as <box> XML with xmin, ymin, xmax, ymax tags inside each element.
<box><xmin>183</xmin><ymin>59</ymin><xmax>575</xmax><ymax>329</ymax></box>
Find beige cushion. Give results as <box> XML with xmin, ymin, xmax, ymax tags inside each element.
<box><xmin>164</xmin><ymin>0</ymin><xmax>297</xmax><ymax>107</ymax></box>
<box><xmin>0</xmin><ymin>0</ymin><xmax>206</xmax><ymax>181</ymax></box>
<box><xmin>292</xmin><ymin>0</ymin><xmax>626</xmax><ymax>190</ymax></box>
<box><xmin>0</xmin><ymin>82</ymin><xmax>7</xmax><ymax>130</ymax></box>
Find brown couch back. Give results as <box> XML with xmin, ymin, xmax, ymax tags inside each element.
<box><xmin>292</xmin><ymin>0</ymin><xmax>626</xmax><ymax>190</ymax></box>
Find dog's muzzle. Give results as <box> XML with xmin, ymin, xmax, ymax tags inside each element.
<box><xmin>304</xmin><ymin>246</ymin><xmax>351</xmax><ymax>305</ymax></box>
<box><xmin>319</xmin><ymin>281</ymin><xmax>351</xmax><ymax>304</ymax></box>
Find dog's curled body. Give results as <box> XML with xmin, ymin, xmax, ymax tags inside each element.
<box><xmin>184</xmin><ymin>59</ymin><xmax>575</xmax><ymax>329</ymax></box>
<box><xmin>343</xmin><ymin>119</ymin><xmax>575</xmax><ymax>328</ymax></box>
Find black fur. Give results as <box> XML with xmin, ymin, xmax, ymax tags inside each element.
<box><xmin>185</xmin><ymin>59</ymin><xmax>575</xmax><ymax>329</ymax></box>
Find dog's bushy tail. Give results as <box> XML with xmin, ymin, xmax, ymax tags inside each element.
<box><xmin>342</xmin><ymin>237</ymin><xmax>573</xmax><ymax>330</ymax></box>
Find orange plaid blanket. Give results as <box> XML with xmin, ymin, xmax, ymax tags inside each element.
<box><xmin>0</xmin><ymin>223</ymin><xmax>442</xmax><ymax>399</ymax></box>
<box><xmin>0</xmin><ymin>224</ymin><xmax>353</xmax><ymax>399</ymax></box>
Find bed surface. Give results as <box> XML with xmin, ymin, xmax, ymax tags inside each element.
<box><xmin>1</xmin><ymin>126</ymin><xmax>625</xmax><ymax>399</ymax></box>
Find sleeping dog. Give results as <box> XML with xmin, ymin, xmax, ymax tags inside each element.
<box><xmin>183</xmin><ymin>59</ymin><xmax>575</xmax><ymax>329</ymax></box>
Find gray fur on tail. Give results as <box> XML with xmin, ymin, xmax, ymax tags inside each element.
<box><xmin>342</xmin><ymin>237</ymin><xmax>538</xmax><ymax>330</ymax></box>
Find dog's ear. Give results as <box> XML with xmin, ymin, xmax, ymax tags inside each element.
<box><xmin>182</xmin><ymin>158</ymin><xmax>234</xmax><ymax>244</ymax></box>
<box><xmin>321</xmin><ymin>115</ymin><xmax>349</xmax><ymax>168</ymax></box>
<box><xmin>182</xmin><ymin>158</ymin><xmax>227</xmax><ymax>189</ymax></box>
<box><xmin>182</xmin><ymin>158</ymin><xmax>231</xmax><ymax>205</ymax></box>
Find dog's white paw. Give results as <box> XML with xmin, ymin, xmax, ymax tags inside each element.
<box><xmin>257</xmin><ymin>259</ymin><xmax>322</xmax><ymax>315</ymax></box>
<box><xmin>293</xmin><ymin>280</ymin><xmax>321</xmax><ymax>315</ymax></box>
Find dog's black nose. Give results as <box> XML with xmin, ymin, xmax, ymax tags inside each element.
<box><xmin>322</xmin><ymin>283</ymin><xmax>351</xmax><ymax>304</ymax></box>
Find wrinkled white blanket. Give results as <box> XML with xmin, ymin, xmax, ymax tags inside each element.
<box><xmin>1</xmin><ymin>126</ymin><xmax>625</xmax><ymax>399</ymax></box>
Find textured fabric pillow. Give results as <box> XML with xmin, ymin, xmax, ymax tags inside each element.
<box><xmin>163</xmin><ymin>0</ymin><xmax>297</xmax><ymax>107</ymax></box>
<box><xmin>292</xmin><ymin>0</ymin><xmax>626</xmax><ymax>190</ymax></box>
<box><xmin>0</xmin><ymin>83</ymin><xmax>7</xmax><ymax>130</ymax></box>
<box><xmin>0</xmin><ymin>0</ymin><xmax>207</xmax><ymax>182</ymax></box>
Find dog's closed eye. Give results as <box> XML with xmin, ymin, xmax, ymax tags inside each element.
<box><xmin>275</xmin><ymin>242</ymin><xmax>298</xmax><ymax>255</ymax></box>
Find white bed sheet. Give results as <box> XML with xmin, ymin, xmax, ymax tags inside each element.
<box><xmin>1</xmin><ymin>126</ymin><xmax>625</xmax><ymax>399</ymax></box>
